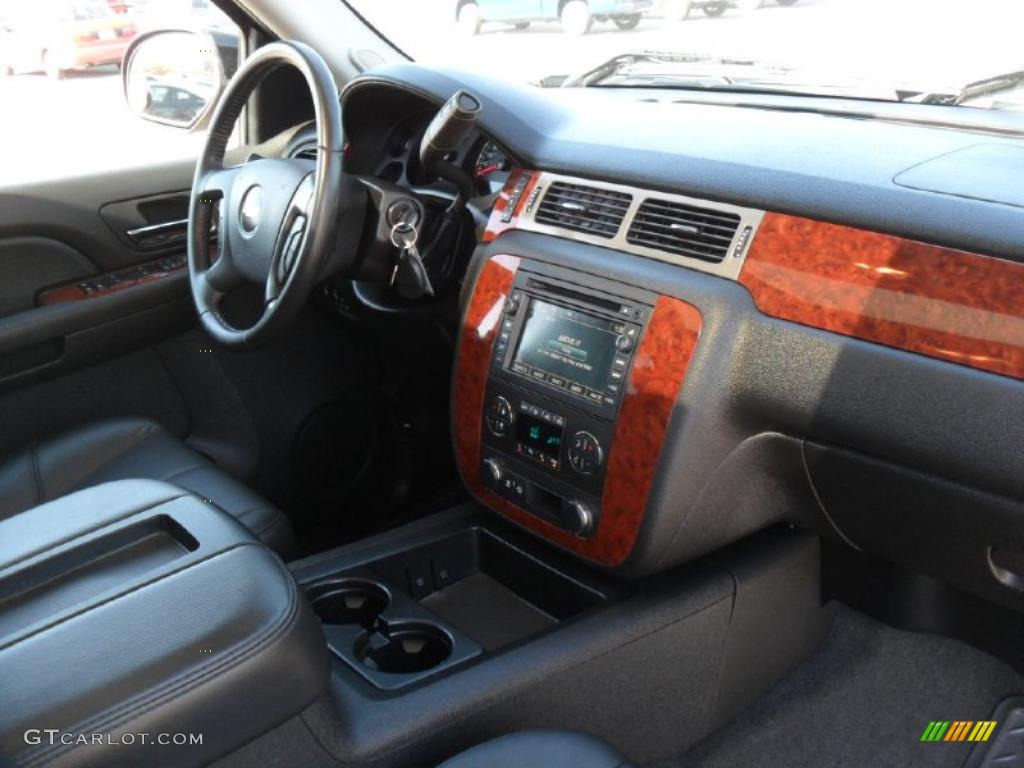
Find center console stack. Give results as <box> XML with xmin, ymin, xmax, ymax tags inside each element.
<box><xmin>481</xmin><ymin>269</ymin><xmax>651</xmax><ymax>538</ymax></box>
<box><xmin>454</xmin><ymin>253</ymin><xmax>703</xmax><ymax>568</ymax></box>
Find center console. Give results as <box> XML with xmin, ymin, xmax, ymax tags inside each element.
<box><xmin>454</xmin><ymin>254</ymin><xmax>703</xmax><ymax>566</ymax></box>
<box><xmin>0</xmin><ymin>480</ymin><xmax>327</xmax><ymax>768</ymax></box>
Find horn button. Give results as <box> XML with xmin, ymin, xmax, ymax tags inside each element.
<box><xmin>225</xmin><ymin>159</ymin><xmax>312</xmax><ymax>284</ymax></box>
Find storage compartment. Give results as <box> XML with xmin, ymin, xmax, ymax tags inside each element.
<box><xmin>421</xmin><ymin>573</ymin><xmax>556</xmax><ymax>651</ymax></box>
<box><xmin>302</xmin><ymin>527</ymin><xmax>612</xmax><ymax>690</ymax></box>
<box><xmin>0</xmin><ymin>515</ymin><xmax>197</xmax><ymax>643</ymax></box>
<box><xmin>0</xmin><ymin>481</ymin><xmax>329</xmax><ymax>768</ymax></box>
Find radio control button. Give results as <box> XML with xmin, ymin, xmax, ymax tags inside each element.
<box><xmin>482</xmin><ymin>458</ymin><xmax>503</xmax><ymax>487</ymax></box>
<box><xmin>486</xmin><ymin>396</ymin><xmax>514</xmax><ymax>437</ymax></box>
<box><xmin>615</xmin><ymin>334</ymin><xmax>635</xmax><ymax>353</ymax></box>
<box><xmin>562</xmin><ymin>499</ymin><xmax>595</xmax><ymax>537</ymax></box>
<box><xmin>512</xmin><ymin>362</ymin><xmax>530</xmax><ymax>375</ymax></box>
<box><xmin>568</xmin><ymin>431</ymin><xmax>603</xmax><ymax>475</ymax></box>
<box><xmin>505</xmin><ymin>294</ymin><xmax>521</xmax><ymax>315</ymax></box>
<box><xmin>613</xmin><ymin>356</ymin><xmax>628</xmax><ymax>370</ymax></box>
<box><xmin>568</xmin><ymin>383</ymin><xmax>584</xmax><ymax>395</ymax></box>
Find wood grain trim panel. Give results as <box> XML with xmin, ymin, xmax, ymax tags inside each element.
<box><xmin>740</xmin><ymin>213</ymin><xmax>1024</xmax><ymax>381</ymax></box>
<box><xmin>454</xmin><ymin>257</ymin><xmax>702</xmax><ymax>566</ymax></box>
<box><xmin>453</xmin><ymin>253</ymin><xmax>521</xmax><ymax>497</ymax></box>
<box><xmin>482</xmin><ymin>169</ymin><xmax>539</xmax><ymax>243</ymax></box>
<box><xmin>37</xmin><ymin>256</ymin><xmax>187</xmax><ymax>306</ymax></box>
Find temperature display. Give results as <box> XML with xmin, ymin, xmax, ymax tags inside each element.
<box><xmin>514</xmin><ymin>412</ymin><xmax>564</xmax><ymax>460</ymax></box>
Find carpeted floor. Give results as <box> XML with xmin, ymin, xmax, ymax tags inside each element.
<box><xmin>660</xmin><ymin>606</ymin><xmax>1022</xmax><ymax>768</ymax></box>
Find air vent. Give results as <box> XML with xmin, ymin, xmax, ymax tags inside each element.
<box><xmin>294</xmin><ymin>146</ymin><xmax>318</xmax><ymax>160</ymax></box>
<box><xmin>626</xmin><ymin>198</ymin><xmax>741</xmax><ymax>263</ymax></box>
<box><xmin>534</xmin><ymin>182</ymin><xmax>632</xmax><ymax>239</ymax></box>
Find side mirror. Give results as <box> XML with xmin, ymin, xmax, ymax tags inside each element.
<box><xmin>122</xmin><ymin>30</ymin><xmax>236</xmax><ymax>131</ymax></box>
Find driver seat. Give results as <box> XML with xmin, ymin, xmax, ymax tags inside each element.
<box><xmin>0</xmin><ymin>418</ymin><xmax>296</xmax><ymax>556</ymax></box>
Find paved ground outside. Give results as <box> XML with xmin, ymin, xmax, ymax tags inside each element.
<box><xmin>0</xmin><ymin>0</ymin><xmax>1020</xmax><ymax>186</ymax></box>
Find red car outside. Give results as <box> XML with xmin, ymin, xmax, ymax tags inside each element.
<box><xmin>0</xmin><ymin>1</ymin><xmax>137</xmax><ymax>78</ymax></box>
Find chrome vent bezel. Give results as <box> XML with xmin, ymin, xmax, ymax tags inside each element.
<box><xmin>516</xmin><ymin>171</ymin><xmax>764</xmax><ymax>281</ymax></box>
<box><xmin>534</xmin><ymin>181</ymin><xmax>633</xmax><ymax>239</ymax></box>
<box><xmin>626</xmin><ymin>198</ymin><xmax>742</xmax><ymax>264</ymax></box>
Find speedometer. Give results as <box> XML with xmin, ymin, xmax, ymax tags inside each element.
<box><xmin>474</xmin><ymin>140</ymin><xmax>510</xmax><ymax>178</ymax></box>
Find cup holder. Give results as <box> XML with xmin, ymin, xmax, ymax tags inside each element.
<box><xmin>354</xmin><ymin>621</ymin><xmax>453</xmax><ymax>674</ymax></box>
<box><xmin>309</xmin><ymin>579</ymin><xmax>390</xmax><ymax>629</ymax></box>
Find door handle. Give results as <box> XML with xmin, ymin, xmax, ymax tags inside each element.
<box><xmin>125</xmin><ymin>218</ymin><xmax>190</xmax><ymax>248</ymax></box>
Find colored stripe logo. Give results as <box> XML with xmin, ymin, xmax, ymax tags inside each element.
<box><xmin>920</xmin><ymin>721</ymin><xmax>998</xmax><ymax>742</ymax></box>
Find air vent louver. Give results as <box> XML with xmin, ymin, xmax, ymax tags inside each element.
<box><xmin>626</xmin><ymin>198</ymin><xmax>741</xmax><ymax>263</ymax></box>
<box><xmin>535</xmin><ymin>182</ymin><xmax>632</xmax><ymax>239</ymax></box>
<box><xmin>295</xmin><ymin>146</ymin><xmax>318</xmax><ymax>160</ymax></box>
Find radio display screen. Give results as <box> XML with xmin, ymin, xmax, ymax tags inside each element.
<box><xmin>512</xmin><ymin>300</ymin><xmax>619</xmax><ymax>395</ymax></box>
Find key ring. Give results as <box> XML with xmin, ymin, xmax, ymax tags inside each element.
<box><xmin>390</xmin><ymin>220</ymin><xmax>418</xmax><ymax>250</ymax></box>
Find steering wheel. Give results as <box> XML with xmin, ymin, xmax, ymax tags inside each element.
<box><xmin>188</xmin><ymin>41</ymin><xmax>343</xmax><ymax>348</ymax></box>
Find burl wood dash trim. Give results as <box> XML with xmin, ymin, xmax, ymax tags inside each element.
<box><xmin>454</xmin><ymin>257</ymin><xmax>702</xmax><ymax>566</ymax></box>
<box><xmin>453</xmin><ymin>253</ymin><xmax>521</xmax><ymax>499</ymax></box>
<box><xmin>740</xmin><ymin>213</ymin><xmax>1024</xmax><ymax>381</ymax></box>
<box><xmin>38</xmin><ymin>257</ymin><xmax>187</xmax><ymax>306</ymax></box>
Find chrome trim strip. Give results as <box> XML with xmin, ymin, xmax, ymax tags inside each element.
<box><xmin>517</xmin><ymin>171</ymin><xmax>765</xmax><ymax>281</ymax></box>
<box><xmin>126</xmin><ymin>218</ymin><xmax>189</xmax><ymax>240</ymax></box>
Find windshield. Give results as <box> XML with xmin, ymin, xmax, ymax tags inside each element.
<box><xmin>345</xmin><ymin>0</ymin><xmax>1024</xmax><ymax>110</ymax></box>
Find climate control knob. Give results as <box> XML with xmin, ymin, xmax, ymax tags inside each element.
<box><xmin>568</xmin><ymin>431</ymin><xmax>603</xmax><ymax>475</ymax></box>
<box><xmin>485</xmin><ymin>396</ymin><xmax>514</xmax><ymax>437</ymax></box>
<box><xmin>562</xmin><ymin>499</ymin><xmax>595</xmax><ymax>538</ymax></box>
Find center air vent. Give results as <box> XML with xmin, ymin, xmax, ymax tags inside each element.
<box><xmin>534</xmin><ymin>182</ymin><xmax>632</xmax><ymax>239</ymax></box>
<box><xmin>626</xmin><ymin>198</ymin><xmax>741</xmax><ymax>263</ymax></box>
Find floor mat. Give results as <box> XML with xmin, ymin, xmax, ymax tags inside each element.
<box><xmin>661</xmin><ymin>606</ymin><xmax>1023</xmax><ymax>768</ymax></box>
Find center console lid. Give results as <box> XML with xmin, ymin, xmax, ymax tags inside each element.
<box><xmin>0</xmin><ymin>480</ymin><xmax>328</xmax><ymax>768</ymax></box>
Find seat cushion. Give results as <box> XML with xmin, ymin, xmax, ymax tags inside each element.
<box><xmin>437</xmin><ymin>731</ymin><xmax>635</xmax><ymax>768</ymax></box>
<box><xmin>0</xmin><ymin>418</ymin><xmax>296</xmax><ymax>556</ymax></box>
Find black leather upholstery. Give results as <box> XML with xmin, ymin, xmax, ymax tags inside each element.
<box><xmin>0</xmin><ymin>480</ymin><xmax>329</xmax><ymax>768</ymax></box>
<box><xmin>0</xmin><ymin>418</ymin><xmax>295</xmax><ymax>556</ymax></box>
<box><xmin>437</xmin><ymin>731</ymin><xmax>635</xmax><ymax>768</ymax></box>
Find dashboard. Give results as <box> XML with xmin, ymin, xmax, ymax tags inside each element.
<box><xmin>345</xmin><ymin>107</ymin><xmax>516</xmax><ymax>198</ymax></box>
<box><xmin>338</xmin><ymin>66</ymin><xmax>1024</xmax><ymax>609</ymax></box>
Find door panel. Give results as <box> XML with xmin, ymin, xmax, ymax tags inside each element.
<box><xmin>0</xmin><ymin>237</ymin><xmax>96</xmax><ymax>316</ymax></box>
<box><xmin>0</xmin><ymin>158</ymin><xmax>197</xmax><ymax>388</ymax></box>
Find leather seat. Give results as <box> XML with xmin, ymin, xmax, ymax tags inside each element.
<box><xmin>437</xmin><ymin>731</ymin><xmax>635</xmax><ymax>768</ymax></box>
<box><xmin>0</xmin><ymin>417</ymin><xmax>296</xmax><ymax>556</ymax></box>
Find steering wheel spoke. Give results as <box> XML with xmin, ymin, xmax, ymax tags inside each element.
<box><xmin>197</xmin><ymin>166</ymin><xmax>238</xmax><ymax>200</ymax></box>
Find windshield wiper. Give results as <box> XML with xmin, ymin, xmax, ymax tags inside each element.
<box><xmin>953</xmin><ymin>69</ymin><xmax>1024</xmax><ymax>105</ymax></box>
<box><xmin>906</xmin><ymin>70</ymin><xmax>1024</xmax><ymax>106</ymax></box>
<box><xmin>556</xmin><ymin>51</ymin><xmax>897</xmax><ymax>100</ymax></box>
<box><xmin>560</xmin><ymin>51</ymin><xmax>774</xmax><ymax>88</ymax></box>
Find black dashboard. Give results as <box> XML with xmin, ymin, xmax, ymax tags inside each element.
<box><xmin>329</xmin><ymin>63</ymin><xmax>1024</xmax><ymax>613</ymax></box>
<box><xmin>342</xmin><ymin>64</ymin><xmax>1024</xmax><ymax>262</ymax></box>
